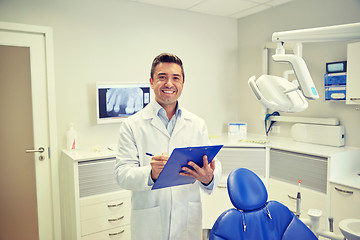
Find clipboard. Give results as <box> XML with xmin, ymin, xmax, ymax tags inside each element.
<box><xmin>152</xmin><ymin>145</ymin><xmax>223</xmax><ymax>190</ymax></box>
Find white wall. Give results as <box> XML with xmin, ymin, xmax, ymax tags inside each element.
<box><xmin>0</xmin><ymin>0</ymin><xmax>238</xmax><ymax>150</ymax></box>
<box><xmin>2</xmin><ymin>0</ymin><xmax>359</xmax><ymax>150</ymax></box>
<box><xmin>237</xmin><ymin>0</ymin><xmax>360</xmax><ymax>147</ymax></box>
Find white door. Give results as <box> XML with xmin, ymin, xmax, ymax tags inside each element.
<box><xmin>0</xmin><ymin>28</ymin><xmax>54</xmax><ymax>239</ymax></box>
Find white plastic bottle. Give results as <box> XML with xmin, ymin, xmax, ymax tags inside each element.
<box><xmin>66</xmin><ymin>123</ymin><xmax>77</xmax><ymax>150</ymax></box>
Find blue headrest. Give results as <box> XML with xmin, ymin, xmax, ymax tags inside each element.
<box><xmin>227</xmin><ymin>168</ymin><xmax>268</xmax><ymax>211</ymax></box>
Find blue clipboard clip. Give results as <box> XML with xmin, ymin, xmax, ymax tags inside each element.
<box><xmin>152</xmin><ymin>145</ymin><xmax>223</xmax><ymax>190</ymax></box>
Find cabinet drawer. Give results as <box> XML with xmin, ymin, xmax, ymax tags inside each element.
<box><xmin>268</xmin><ymin>178</ymin><xmax>326</xmax><ymax>214</ymax></box>
<box><xmin>268</xmin><ymin>178</ymin><xmax>327</xmax><ymax>230</ymax></box>
<box><xmin>80</xmin><ymin>196</ymin><xmax>131</xmax><ymax>220</ymax></box>
<box><xmin>81</xmin><ymin>212</ymin><xmax>131</xmax><ymax>236</ymax></box>
<box><xmin>217</xmin><ymin>147</ymin><xmax>266</xmax><ymax>177</ymax></box>
<box><xmin>82</xmin><ymin>225</ymin><xmax>131</xmax><ymax>240</ymax></box>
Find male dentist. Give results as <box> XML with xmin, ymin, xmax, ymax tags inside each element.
<box><xmin>115</xmin><ymin>53</ymin><xmax>222</xmax><ymax>240</ymax></box>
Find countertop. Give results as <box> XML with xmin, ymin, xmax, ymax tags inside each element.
<box><xmin>329</xmin><ymin>173</ymin><xmax>360</xmax><ymax>190</ymax></box>
<box><xmin>63</xmin><ymin>133</ymin><xmax>360</xmax><ymax>189</ymax></box>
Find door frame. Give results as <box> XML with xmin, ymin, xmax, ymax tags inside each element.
<box><xmin>0</xmin><ymin>21</ymin><xmax>61</xmax><ymax>239</ymax></box>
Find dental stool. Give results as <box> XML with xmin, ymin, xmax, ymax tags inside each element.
<box><xmin>209</xmin><ymin>168</ymin><xmax>318</xmax><ymax>240</ymax></box>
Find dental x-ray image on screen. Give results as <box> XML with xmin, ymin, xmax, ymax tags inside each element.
<box><xmin>96</xmin><ymin>83</ymin><xmax>150</xmax><ymax>124</ymax></box>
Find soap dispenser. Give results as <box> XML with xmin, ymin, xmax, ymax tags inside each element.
<box><xmin>66</xmin><ymin>123</ymin><xmax>78</xmax><ymax>150</ymax></box>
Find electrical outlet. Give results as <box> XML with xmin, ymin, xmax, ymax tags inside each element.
<box><xmin>271</xmin><ymin>126</ymin><xmax>280</xmax><ymax>133</ymax></box>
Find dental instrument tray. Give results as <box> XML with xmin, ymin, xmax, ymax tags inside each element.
<box><xmin>152</xmin><ymin>145</ymin><xmax>223</xmax><ymax>190</ymax></box>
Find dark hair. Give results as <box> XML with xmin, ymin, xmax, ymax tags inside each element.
<box><xmin>150</xmin><ymin>53</ymin><xmax>185</xmax><ymax>80</ymax></box>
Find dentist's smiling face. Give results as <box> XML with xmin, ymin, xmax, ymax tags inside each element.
<box><xmin>150</xmin><ymin>62</ymin><xmax>184</xmax><ymax>110</ymax></box>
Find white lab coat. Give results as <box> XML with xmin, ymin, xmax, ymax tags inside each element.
<box><xmin>115</xmin><ymin>101</ymin><xmax>222</xmax><ymax>240</ymax></box>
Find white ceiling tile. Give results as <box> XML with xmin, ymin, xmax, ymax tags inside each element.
<box><xmin>230</xmin><ymin>4</ymin><xmax>270</xmax><ymax>18</ymax></box>
<box><xmin>127</xmin><ymin>0</ymin><xmax>294</xmax><ymax>19</ymax></box>
<box><xmin>137</xmin><ymin>0</ymin><xmax>204</xmax><ymax>10</ymax></box>
<box><xmin>190</xmin><ymin>0</ymin><xmax>257</xmax><ymax>17</ymax></box>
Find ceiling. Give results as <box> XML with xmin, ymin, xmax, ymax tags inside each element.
<box><xmin>129</xmin><ymin>0</ymin><xmax>294</xmax><ymax>19</ymax></box>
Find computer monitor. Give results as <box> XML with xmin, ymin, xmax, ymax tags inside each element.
<box><xmin>96</xmin><ymin>82</ymin><xmax>151</xmax><ymax>124</ymax></box>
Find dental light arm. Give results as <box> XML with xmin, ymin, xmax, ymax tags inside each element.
<box><xmin>272</xmin><ymin>22</ymin><xmax>360</xmax><ymax>43</ymax></box>
<box><xmin>272</xmin><ymin>52</ymin><xmax>318</xmax><ymax>100</ymax></box>
<box><xmin>272</xmin><ymin>22</ymin><xmax>360</xmax><ymax>100</ymax></box>
<box><xmin>249</xmin><ymin>22</ymin><xmax>360</xmax><ymax>112</ymax></box>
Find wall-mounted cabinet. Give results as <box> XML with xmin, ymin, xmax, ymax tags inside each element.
<box><xmin>346</xmin><ymin>41</ymin><xmax>360</xmax><ymax>104</ymax></box>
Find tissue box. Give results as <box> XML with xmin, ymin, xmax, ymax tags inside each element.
<box><xmin>228</xmin><ymin>122</ymin><xmax>247</xmax><ymax>140</ymax></box>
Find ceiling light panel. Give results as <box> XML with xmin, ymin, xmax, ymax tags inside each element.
<box><xmin>136</xmin><ymin>0</ymin><xmax>204</xmax><ymax>9</ymax></box>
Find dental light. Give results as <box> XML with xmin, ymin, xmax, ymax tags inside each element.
<box><xmin>249</xmin><ymin>22</ymin><xmax>360</xmax><ymax>112</ymax></box>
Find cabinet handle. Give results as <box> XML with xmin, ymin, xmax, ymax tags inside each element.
<box><xmin>218</xmin><ymin>185</ymin><xmax>227</xmax><ymax>189</ymax></box>
<box><xmin>108</xmin><ymin>202</ymin><xmax>124</xmax><ymax>208</ymax></box>
<box><xmin>288</xmin><ymin>195</ymin><xmax>296</xmax><ymax>200</ymax></box>
<box><xmin>334</xmin><ymin>186</ymin><xmax>354</xmax><ymax>195</ymax></box>
<box><xmin>109</xmin><ymin>229</ymin><xmax>125</xmax><ymax>236</ymax></box>
<box><xmin>108</xmin><ymin>216</ymin><xmax>124</xmax><ymax>222</ymax></box>
<box><xmin>350</xmin><ymin>97</ymin><xmax>360</xmax><ymax>101</ymax></box>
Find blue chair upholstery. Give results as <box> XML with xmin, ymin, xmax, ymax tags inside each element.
<box><xmin>209</xmin><ymin>168</ymin><xmax>318</xmax><ymax>240</ymax></box>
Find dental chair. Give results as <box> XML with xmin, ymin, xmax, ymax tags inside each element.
<box><xmin>209</xmin><ymin>168</ymin><xmax>318</xmax><ymax>240</ymax></box>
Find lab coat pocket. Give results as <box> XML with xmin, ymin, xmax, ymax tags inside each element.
<box><xmin>187</xmin><ymin>202</ymin><xmax>202</xmax><ymax>240</ymax></box>
<box><xmin>131</xmin><ymin>206</ymin><xmax>162</xmax><ymax>240</ymax></box>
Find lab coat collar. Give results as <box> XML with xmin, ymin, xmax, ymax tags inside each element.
<box><xmin>142</xmin><ymin>100</ymin><xmax>192</xmax><ymax>137</ymax></box>
<box><xmin>143</xmin><ymin>100</ymin><xmax>191</xmax><ymax>120</ymax></box>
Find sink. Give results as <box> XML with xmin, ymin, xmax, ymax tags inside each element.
<box><xmin>339</xmin><ymin>219</ymin><xmax>360</xmax><ymax>240</ymax></box>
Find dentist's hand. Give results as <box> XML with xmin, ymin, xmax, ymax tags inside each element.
<box><xmin>150</xmin><ymin>153</ymin><xmax>168</xmax><ymax>181</ymax></box>
<box><xmin>180</xmin><ymin>155</ymin><xmax>215</xmax><ymax>185</ymax></box>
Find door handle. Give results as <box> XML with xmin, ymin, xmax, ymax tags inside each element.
<box><xmin>25</xmin><ymin>147</ymin><xmax>45</xmax><ymax>153</ymax></box>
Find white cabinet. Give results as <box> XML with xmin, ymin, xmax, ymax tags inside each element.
<box><xmin>80</xmin><ymin>192</ymin><xmax>131</xmax><ymax>239</ymax></box>
<box><xmin>268</xmin><ymin>149</ymin><xmax>328</xmax><ymax>193</ymax></box>
<box><xmin>217</xmin><ymin>146</ymin><xmax>266</xmax><ymax>177</ymax></box>
<box><xmin>268</xmin><ymin>178</ymin><xmax>327</xmax><ymax>222</ymax></box>
<box><xmin>267</xmin><ymin>148</ymin><xmax>328</xmax><ymax>227</ymax></box>
<box><xmin>60</xmin><ymin>150</ymin><xmax>131</xmax><ymax>240</ymax></box>
<box><xmin>330</xmin><ymin>183</ymin><xmax>360</xmax><ymax>235</ymax></box>
<box><xmin>201</xmin><ymin>146</ymin><xmax>266</xmax><ymax>229</ymax></box>
<box><xmin>201</xmin><ymin>184</ymin><xmax>232</xmax><ymax>230</ymax></box>
<box><xmin>267</xmin><ymin>140</ymin><xmax>360</xmax><ymax>232</ymax></box>
<box><xmin>346</xmin><ymin>41</ymin><xmax>360</xmax><ymax>104</ymax></box>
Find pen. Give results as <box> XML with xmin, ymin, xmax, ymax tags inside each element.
<box><xmin>146</xmin><ymin>152</ymin><xmax>154</xmax><ymax>157</ymax></box>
